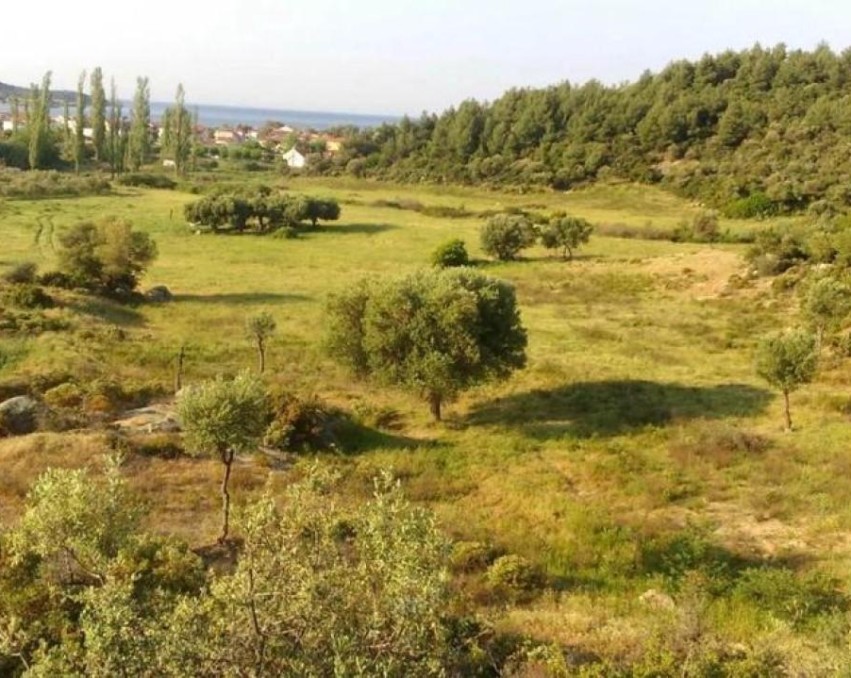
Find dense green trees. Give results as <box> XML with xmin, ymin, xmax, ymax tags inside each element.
<box><xmin>326</xmin><ymin>268</ymin><xmax>527</xmax><ymax>420</ymax></box>
<box><xmin>162</xmin><ymin>84</ymin><xmax>193</xmax><ymax>175</ymax></box>
<box><xmin>328</xmin><ymin>44</ymin><xmax>851</xmax><ymax>214</ymax></box>
<box><xmin>184</xmin><ymin>191</ymin><xmax>341</xmax><ymax>233</ymax></box>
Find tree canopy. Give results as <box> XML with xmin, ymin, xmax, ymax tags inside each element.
<box><xmin>326</xmin><ymin>267</ymin><xmax>527</xmax><ymax>420</ymax></box>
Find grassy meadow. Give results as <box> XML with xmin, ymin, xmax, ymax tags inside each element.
<box><xmin>2</xmin><ymin>176</ymin><xmax>851</xmax><ymax>667</ymax></box>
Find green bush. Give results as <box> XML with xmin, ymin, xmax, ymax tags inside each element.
<box><xmin>431</xmin><ymin>238</ymin><xmax>470</xmax><ymax>267</ymax></box>
<box><xmin>480</xmin><ymin>214</ymin><xmax>537</xmax><ymax>261</ymax></box>
<box><xmin>450</xmin><ymin>541</ymin><xmax>501</xmax><ymax>573</ymax></box>
<box><xmin>115</xmin><ymin>173</ymin><xmax>178</xmax><ymax>190</ymax></box>
<box><xmin>733</xmin><ymin>567</ymin><xmax>848</xmax><ymax>628</ymax></box>
<box><xmin>486</xmin><ymin>554</ymin><xmax>546</xmax><ymax>599</ymax></box>
<box><xmin>2</xmin><ymin>283</ymin><xmax>53</xmax><ymax>309</ymax></box>
<box><xmin>264</xmin><ymin>388</ymin><xmax>339</xmax><ymax>452</ymax></box>
<box><xmin>724</xmin><ymin>192</ymin><xmax>776</xmax><ymax>219</ymax></box>
<box><xmin>2</xmin><ymin>262</ymin><xmax>38</xmax><ymax>284</ymax></box>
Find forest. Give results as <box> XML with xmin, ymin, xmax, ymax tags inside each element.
<box><xmin>327</xmin><ymin>44</ymin><xmax>851</xmax><ymax>215</ymax></box>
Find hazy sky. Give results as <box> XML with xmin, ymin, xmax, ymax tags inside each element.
<box><xmin>4</xmin><ymin>0</ymin><xmax>851</xmax><ymax>115</ymax></box>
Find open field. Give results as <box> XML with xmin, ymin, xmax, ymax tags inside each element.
<box><xmin>2</xmin><ymin>177</ymin><xmax>851</xmax><ymax>666</ymax></box>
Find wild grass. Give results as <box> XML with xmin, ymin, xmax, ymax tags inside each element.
<box><xmin>1</xmin><ymin>175</ymin><xmax>850</xmax><ymax>666</ymax></box>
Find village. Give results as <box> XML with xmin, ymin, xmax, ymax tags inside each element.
<box><xmin>0</xmin><ymin>108</ymin><xmax>346</xmax><ymax>169</ymax></box>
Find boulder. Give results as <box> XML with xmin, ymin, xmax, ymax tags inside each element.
<box><xmin>145</xmin><ymin>285</ymin><xmax>173</xmax><ymax>303</ymax></box>
<box><xmin>0</xmin><ymin>396</ymin><xmax>40</xmax><ymax>435</ymax></box>
<box><xmin>638</xmin><ymin>589</ymin><xmax>676</xmax><ymax>611</ymax></box>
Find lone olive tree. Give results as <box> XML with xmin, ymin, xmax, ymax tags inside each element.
<box><xmin>246</xmin><ymin>312</ymin><xmax>277</xmax><ymax>373</ymax></box>
<box><xmin>326</xmin><ymin>268</ymin><xmax>527</xmax><ymax>421</ymax></box>
<box><xmin>178</xmin><ymin>372</ymin><xmax>268</xmax><ymax>542</ymax></box>
<box><xmin>539</xmin><ymin>215</ymin><xmax>593</xmax><ymax>260</ymax></box>
<box><xmin>755</xmin><ymin>329</ymin><xmax>817</xmax><ymax>430</ymax></box>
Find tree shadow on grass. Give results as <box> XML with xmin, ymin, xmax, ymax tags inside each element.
<box><xmin>325</xmin><ymin>222</ymin><xmax>398</xmax><ymax>236</ymax></box>
<box><xmin>336</xmin><ymin>419</ymin><xmax>443</xmax><ymax>455</ymax></box>
<box><xmin>173</xmin><ymin>292</ymin><xmax>310</xmax><ymax>305</ymax></box>
<box><xmin>68</xmin><ymin>297</ymin><xmax>146</xmax><ymax>327</ymax></box>
<box><xmin>467</xmin><ymin>380</ymin><xmax>773</xmax><ymax>439</ymax></box>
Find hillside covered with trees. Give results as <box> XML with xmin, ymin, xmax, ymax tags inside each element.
<box><xmin>332</xmin><ymin>43</ymin><xmax>851</xmax><ymax>216</ymax></box>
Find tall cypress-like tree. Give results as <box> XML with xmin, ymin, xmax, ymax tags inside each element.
<box><xmin>107</xmin><ymin>78</ymin><xmax>127</xmax><ymax>178</ymax></box>
<box><xmin>10</xmin><ymin>97</ymin><xmax>19</xmax><ymax>134</ymax></box>
<box><xmin>128</xmin><ymin>76</ymin><xmax>151</xmax><ymax>171</ymax></box>
<box><xmin>90</xmin><ymin>67</ymin><xmax>106</xmax><ymax>163</ymax></box>
<box><xmin>163</xmin><ymin>84</ymin><xmax>192</xmax><ymax>175</ymax></box>
<box><xmin>27</xmin><ymin>72</ymin><xmax>52</xmax><ymax>170</ymax></box>
<box><xmin>74</xmin><ymin>70</ymin><xmax>86</xmax><ymax>173</ymax></box>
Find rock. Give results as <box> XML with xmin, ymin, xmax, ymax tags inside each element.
<box><xmin>0</xmin><ymin>396</ymin><xmax>41</xmax><ymax>435</ymax></box>
<box><xmin>145</xmin><ymin>285</ymin><xmax>173</xmax><ymax>303</ymax></box>
<box><xmin>112</xmin><ymin>405</ymin><xmax>181</xmax><ymax>434</ymax></box>
<box><xmin>638</xmin><ymin>589</ymin><xmax>676</xmax><ymax>611</ymax></box>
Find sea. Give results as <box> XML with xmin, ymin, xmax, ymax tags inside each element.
<box><xmin>0</xmin><ymin>100</ymin><xmax>399</xmax><ymax>131</ymax></box>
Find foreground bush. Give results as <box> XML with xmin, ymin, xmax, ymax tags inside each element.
<box><xmin>0</xmin><ymin>463</ymin><xmax>479</xmax><ymax>675</ymax></box>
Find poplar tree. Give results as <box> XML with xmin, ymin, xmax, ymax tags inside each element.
<box><xmin>128</xmin><ymin>76</ymin><xmax>151</xmax><ymax>171</ymax></box>
<box><xmin>163</xmin><ymin>84</ymin><xmax>192</xmax><ymax>175</ymax></box>
<box><xmin>107</xmin><ymin>78</ymin><xmax>124</xmax><ymax>177</ymax></box>
<box><xmin>90</xmin><ymin>67</ymin><xmax>106</xmax><ymax>163</ymax></box>
<box><xmin>10</xmin><ymin>96</ymin><xmax>20</xmax><ymax>134</ymax></box>
<box><xmin>27</xmin><ymin>72</ymin><xmax>52</xmax><ymax>170</ymax></box>
<box><xmin>74</xmin><ymin>70</ymin><xmax>86</xmax><ymax>173</ymax></box>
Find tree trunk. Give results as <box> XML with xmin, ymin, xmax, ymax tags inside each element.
<box><xmin>174</xmin><ymin>345</ymin><xmax>186</xmax><ymax>393</ymax></box>
<box><xmin>783</xmin><ymin>390</ymin><xmax>792</xmax><ymax>431</ymax></box>
<box><xmin>219</xmin><ymin>448</ymin><xmax>235</xmax><ymax>543</ymax></box>
<box><xmin>428</xmin><ymin>392</ymin><xmax>442</xmax><ymax>422</ymax></box>
<box><xmin>257</xmin><ymin>341</ymin><xmax>265</xmax><ymax>374</ymax></box>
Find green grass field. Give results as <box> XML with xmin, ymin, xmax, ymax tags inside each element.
<box><xmin>2</xmin><ymin>176</ymin><xmax>851</xmax><ymax>668</ymax></box>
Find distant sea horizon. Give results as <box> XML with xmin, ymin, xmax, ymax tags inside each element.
<box><xmin>0</xmin><ymin>100</ymin><xmax>400</xmax><ymax>130</ymax></box>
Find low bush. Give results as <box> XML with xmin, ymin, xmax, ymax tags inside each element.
<box><xmin>115</xmin><ymin>173</ymin><xmax>178</xmax><ymax>190</ymax></box>
<box><xmin>486</xmin><ymin>554</ymin><xmax>546</xmax><ymax>601</ymax></box>
<box><xmin>2</xmin><ymin>284</ymin><xmax>53</xmax><ymax>309</ymax></box>
<box><xmin>450</xmin><ymin>541</ymin><xmax>501</xmax><ymax>573</ymax></box>
<box><xmin>264</xmin><ymin>388</ymin><xmax>340</xmax><ymax>452</ymax></box>
<box><xmin>2</xmin><ymin>262</ymin><xmax>38</xmax><ymax>284</ymax></box>
<box><xmin>0</xmin><ymin>171</ymin><xmax>111</xmax><ymax>199</ymax></box>
<box><xmin>431</xmin><ymin>238</ymin><xmax>470</xmax><ymax>267</ymax></box>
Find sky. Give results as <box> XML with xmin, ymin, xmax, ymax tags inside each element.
<box><xmin>4</xmin><ymin>0</ymin><xmax>851</xmax><ymax>116</ymax></box>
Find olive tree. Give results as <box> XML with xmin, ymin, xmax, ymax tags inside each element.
<box><xmin>480</xmin><ymin>214</ymin><xmax>537</xmax><ymax>261</ymax></box>
<box><xmin>755</xmin><ymin>329</ymin><xmax>818</xmax><ymax>430</ymax></box>
<box><xmin>177</xmin><ymin>373</ymin><xmax>268</xmax><ymax>542</ymax></box>
<box><xmin>326</xmin><ymin>268</ymin><xmax>527</xmax><ymax>421</ymax></box>
<box><xmin>801</xmin><ymin>276</ymin><xmax>851</xmax><ymax>350</ymax></box>
<box><xmin>245</xmin><ymin>312</ymin><xmax>276</xmax><ymax>373</ymax></box>
<box><xmin>539</xmin><ymin>215</ymin><xmax>593</xmax><ymax>260</ymax></box>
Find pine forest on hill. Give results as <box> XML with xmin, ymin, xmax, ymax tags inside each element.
<box><xmin>331</xmin><ymin>44</ymin><xmax>851</xmax><ymax>216</ymax></box>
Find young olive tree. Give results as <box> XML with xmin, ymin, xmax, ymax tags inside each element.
<box><xmin>480</xmin><ymin>214</ymin><xmax>537</xmax><ymax>261</ymax></box>
<box><xmin>326</xmin><ymin>268</ymin><xmax>527</xmax><ymax>421</ymax></box>
<box><xmin>246</xmin><ymin>312</ymin><xmax>276</xmax><ymax>373</ymax></box>
<box><xmin>755</xmin><ymin>329</ymin><xmax>818</xmax><ymax>430</ymax></box>
<box><xmin>801</xmin><ymin>276</ymin><xmax>851</xmax><ymax>350</ymax></box>
<box><xmin>177</xmin><ymin>373</ymin><xmax>268</xmax><ymax>542</ymax></box>
<box><xmin>539</xmin><ymin>215</ymin><xmax>593</xmax><ymax>260</ymax></box>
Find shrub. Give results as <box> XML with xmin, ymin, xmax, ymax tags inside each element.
<box><xmin>486</xmin><ymin>554</ymin><xmax>546</xmax><ymax>600</ymax></box>
<box><xmin>57</xmin><ymin>218</ymin><xmax>157</xmax><ymax>297</ymax></box>
<box><xmin>2</xmin><ymin>284</ymin><xmax>53</xmax><ymax>309</ymax></box>
<box><xmin>480</xmin><ymin>214</ymin><xmax>537</xmax><ymax>261</ymax></box>
<box><xmin>745</xmin><ymin>227</ymin><xmax>808</xmax><ymax>275</ymax></box>
<box><xmin>115</xmin><ymin>173</ymin><xmax>178</xmax><ymax>190</ymax></box>
<box><xmin>43</xmin><ymin>382</ymin><xmax>85</xmax><ymax>409</ymax></box>
<box><xmin>264</xmin><ymin>388</ymin><xmax>339</xmax><ymax>452</ymax></box>
<box><xmin>450</xmin><ymin>541</ymin><xmax>500</xmax><ymax>573</ymax></box>
<box><xmin>539</xmin><ymin>214</ymin><xmax>593</xmax><ymax>259</ymax></box>
<box><xmin>724</xmin><ymin>192</ymin><xmax>776</xmax><ymax>219</ymax></box>
<box><xmin>431</xmin><ymin>238</ymin><xmax>470</xmax><ymax>267</ymax></box>
<box><xmin>2</xmin><ymin>262</ymin><xmax>38</xmax><ymax>284</ymax></box>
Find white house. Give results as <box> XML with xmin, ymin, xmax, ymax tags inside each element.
<box><xmin>282</xmin><ymin>147</ymin><xmax>306</xmax><ymax>169</ymax></box>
